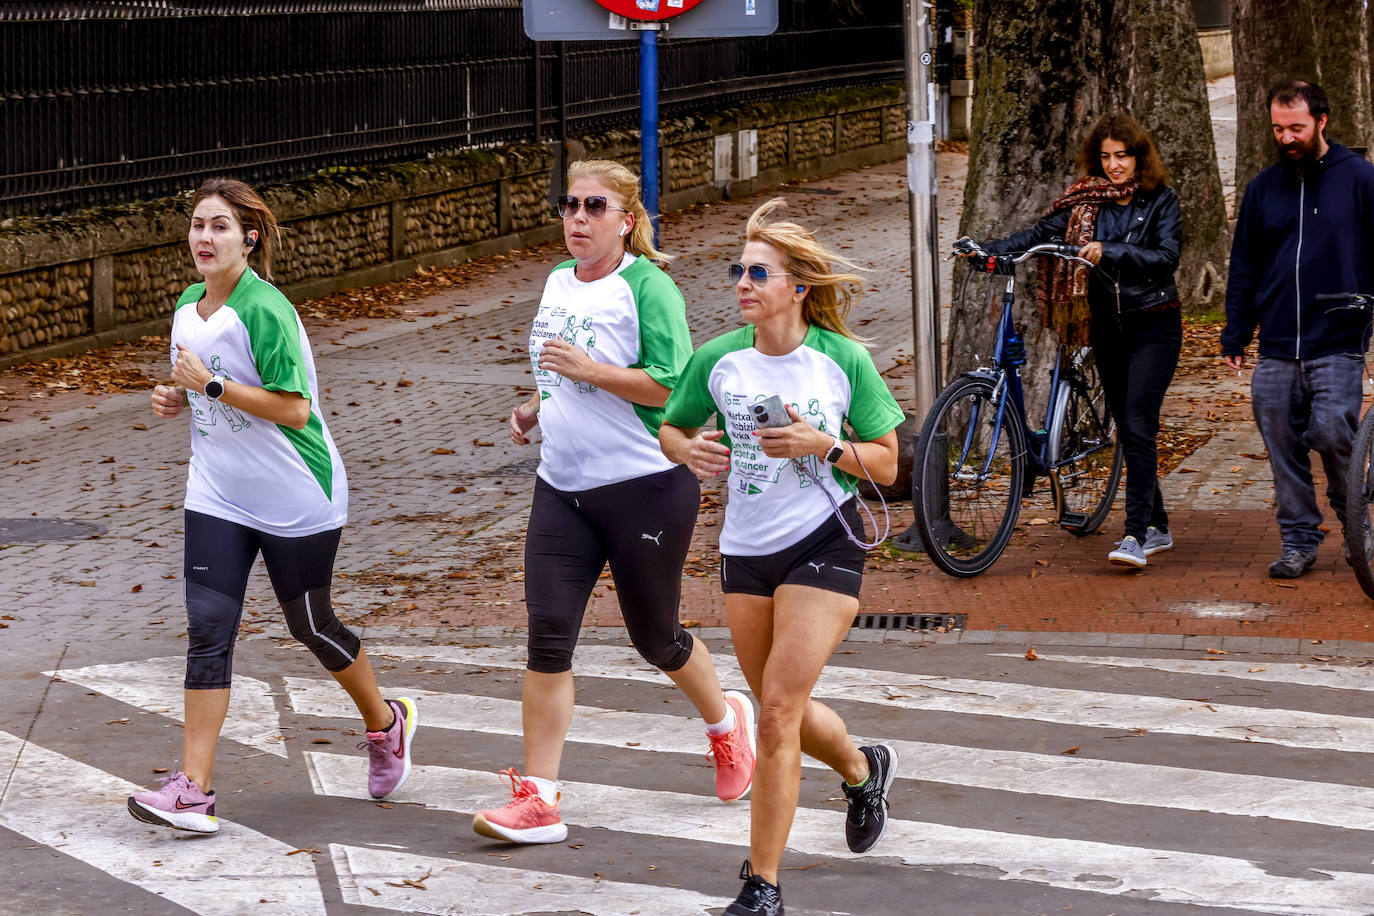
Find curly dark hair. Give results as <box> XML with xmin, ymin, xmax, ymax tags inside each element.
<box><xmin>1075</xmin><ymin>111</ymin><xmax>1170</xmax><ymax>191</ymax></box>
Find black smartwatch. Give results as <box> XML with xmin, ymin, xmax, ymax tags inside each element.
<box><xmin>824</xmin><ymin>435</ymin><xmax>845</xmax><ymax>464</ymax></box>
<box><xmin>204</xmin><ymin>375</ymin><xmax>226</xmax><ymax>401</ymax></box>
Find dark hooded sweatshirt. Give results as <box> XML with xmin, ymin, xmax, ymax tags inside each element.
<box><xmin>1222</xmin><ymin>142</ymin><xmax>1374</xmax><ymax>359</ymax></box>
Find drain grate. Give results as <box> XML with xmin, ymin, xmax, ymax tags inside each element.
<box><xmin>0</xmin><ymin>518</ymin><xmax>106</xmax><ymax>544</ymax></box>
<box><xmin>852</xmin><ymin>612</ymin><xmax>965</xmax><ymax>631</ymax></box>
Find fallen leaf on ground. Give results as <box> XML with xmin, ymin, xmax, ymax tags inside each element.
<box><xmin>1025</xmin><ymin>647</ymin><xmax>1039</xmax><ymax>660</ymax></box>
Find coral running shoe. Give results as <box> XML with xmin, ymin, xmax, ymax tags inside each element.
<box><xmin>472</xmin><ymin>768</ymin><xmax>568</xmax><ymax>844</ymax></box>
<box><xmin>127</xmin><ymin>771</ymin><xmax>218</xmax><ymax>834</ymax></box>
<box><xmin>707</xmin><ymin>690</ymin><xmax>757</xmax><ymax>802</ymax></box>
<box><xmin>361</xmin><ymin>697</ymin><xmax>418</xmax><ymax>799</ymax></box>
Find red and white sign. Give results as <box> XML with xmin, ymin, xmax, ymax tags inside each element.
<box><xmin>592</xmin><ymin>0</ymin><xmax>706</xmax><ymax>21</ymax></box>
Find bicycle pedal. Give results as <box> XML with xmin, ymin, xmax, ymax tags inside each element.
<box><xmin>1059</xmin><ymin>511</ymin><xmax>1089</xmax><ymax>530</ymax></box>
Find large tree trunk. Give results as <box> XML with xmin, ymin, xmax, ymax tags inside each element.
<box><xmin>1108</xmin><ymin>0</ymin><xmax>1229</xmax><ymax>309</ymax></box>
<box><xmin>955</xmin><ymin>0</ymin><xmax>1229</xmax><ymax>408</ymax></box>
<box><xmin>1233</xmin><ymin>1</ymin><xmax>1370</xmax><ymax>202</ymax></box>
<box><xmin>954</xmin><ymin>0</ymin><xmax>1108</xmax><ymax>419</ymax></box>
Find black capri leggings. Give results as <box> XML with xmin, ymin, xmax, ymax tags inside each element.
<box><xmin>525</xmin><ymin>464</ymin><xmax>699</xmax><ymax>674</ymax></box>
<box><xmin>183</xmin><ymin>510</ymin><xmax>360</xmax><ymax>689</ymax></box>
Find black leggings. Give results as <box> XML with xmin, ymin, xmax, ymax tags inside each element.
<box><xmin>1092</xmin><ymin>307</ymin><xmax>1182</xmax><ymax>540</ymax></box>
<box><xmin>525</xmin><ymin>464</ymin><xmax>699</xmax><ymax>674</ymax></box>
<box><xmin>183</xmin><ymin>510</ymin><xmax>360</xmax><ymax>689</ymax></box>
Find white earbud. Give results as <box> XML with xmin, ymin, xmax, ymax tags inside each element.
<box><xmin>620</xmin><ymin>223</ymin><xmax>630</xmax><ymax>237</ymax></box>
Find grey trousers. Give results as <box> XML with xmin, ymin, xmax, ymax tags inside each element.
<box><xmin>1250</xmin><ymin>353</ymin><xmax>1364</xmax><ymax>551</ymax></box>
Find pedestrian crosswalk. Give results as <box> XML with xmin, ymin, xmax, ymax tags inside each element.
<box><xmin>10</xmin><ymin>641</ymin><xmax>1374</xmax><ymax>914</ymax></box>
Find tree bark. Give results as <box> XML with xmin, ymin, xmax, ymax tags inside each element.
<box><xmin>1232</xmin><ymin>1</ymin><xmax>1370</xmax><ymax>201</ymax></box>
<box><xmin>954</xmin><ymin>0</ymin><xmax>1108</xmax><ymax>416</ymax></box>
<box><xmin>955</xmin><ymin>0</ymin><xmax>1229</xmax><ymax>405</ymax></box>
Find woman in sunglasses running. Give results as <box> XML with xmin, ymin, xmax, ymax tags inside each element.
<box><xmin>473</xmin><ymin>159</ymin><xmax>755</xmax><ymax>844</ymax></box>
<box><xmin>661</xmin><ymin>199</ymin><xmax>905</xmax><ymax>916</ymax></box>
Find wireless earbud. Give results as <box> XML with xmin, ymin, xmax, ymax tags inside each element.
<box><xmin>620</xmin><ymin>223</ymin><xmax>630</xmax><ymax>237</ymax></box>
<box><xmin>245</xmin><ymin>231</ymin><xmax>258</xmax><ymax>250</ymax></box>
<box><xmin>796</xmin><ymin>285</ymin><xmax>805</xmax><ymax>294</ymax></box>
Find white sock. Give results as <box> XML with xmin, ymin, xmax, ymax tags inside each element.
<box><xmin>527</xmin><ymin>776</ymin><xmax>559</xmax><ymax>804</ymax></box>
<box><xmin>705</xmin><ymin>704</ymin><xmax>736</xmax><ymax>736</ymax></box>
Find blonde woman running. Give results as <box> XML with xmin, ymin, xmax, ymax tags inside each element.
<box><xmin>472</xmin><ymin>159</ymin><xmax>756</xmax><ymax>845</ymax></box>
<box><xmin>661</xmin><ymin>199</ymin><xmax>904</xmax><ymax>915</ymax></box>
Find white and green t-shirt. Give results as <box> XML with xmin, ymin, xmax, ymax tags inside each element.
<box><xmin>530</xmin><ymin>253</ymin><xmax>692</xmax><ymax>491</ymax></box>
<box><xmin>664</xmin><ymin>324</ymin><xmax>905</xmax><ymax>556</ymax></box>
<box><xmin>171</xmin><ymin>269</ymin><xmax>347</xmax><ymax>537</ymax></box>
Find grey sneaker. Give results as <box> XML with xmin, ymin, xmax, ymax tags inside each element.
<box><xmin>1268</xmin><ymin>547</ymin><xmax>1318</xmax><ymax>579</ymax></box>
<box><xmin>1142</xmin><ymin>526</ymin><xmax>1173</xmax><ymax>556</ymax></box>
<box><xmin>1108</xmin><ymin>536</ymin><xmax>1147</xmax><ymax>568</ymax></box>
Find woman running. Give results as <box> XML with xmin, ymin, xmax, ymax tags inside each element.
<box><xmin>129</xmin><ymin>178</ymin><xmax>417</xmax><ymax>833</ymax></box>
<box><xmin>472</xmin><ymin>159</ymin><xmax>755</xmax><ymax>845</ymax></box>
<box><xmin>661</xmin><ymin>199</ymin><xmax>905</xmax><ymax>916</ymax></box>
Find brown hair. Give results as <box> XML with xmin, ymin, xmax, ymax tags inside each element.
<box><xmin>745</xmin><ymin>198</ymin><xmax>865</xmax><ymax>341</ymax></box>
<box><xmin>190</xmin><ymin>178</ymin><xmax>282</xmax><ymax>279</ymax></box>
<box><xmin>1075</xmin><ymin>112</ymin><xmax>1170</xmax><ymax>191</ymax></box>
<box><xmin>566</xmin><ymin>158</ymin><xmax>670</xmax><ymax>263</ymax></box>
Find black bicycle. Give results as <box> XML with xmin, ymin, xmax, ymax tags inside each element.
<box><xmin>1321</xmin><ymin>293</ymin><xmax>1374</xmax><ymax>598</ymax></box>
<box><xmin>913</xmin><ymin>239</ymin><xmax>1124</xmax><ymax>577</ymax></box>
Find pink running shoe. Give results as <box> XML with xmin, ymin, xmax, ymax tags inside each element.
<box><xmin>472</xmin><ymin>768</ymin><xmax>568</xmax><ymax>844</ymax></box>
<box><xmin>708</xmin><ymin>690</ymin><xmax>757</xmax><ymax>802</ymax></box>
<box><xmin>127</xmin><ymin>771</ymin><xmax>218</xmax><ymax>833</ymax></box>
<box><xmin>361</xmin><ymin>697</ymin><xmax>418</xmax><ymax>799</ymax></box>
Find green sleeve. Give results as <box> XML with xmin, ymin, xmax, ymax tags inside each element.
<box><xmin>623</xmin><ymin>257</ymin><xmax>692</xmax><ymax>389</ymax></box>
<box><xmin>843</xmin><ymin>347</ymin><xmax>906</xmax><ymax>440</ymax></box>
<box><xmin>240</xmin><ymin>289</ymin><xmax>312</xmax><ymax>400</ymax></box>
<box><xmin>664</xmin><ymin>328</ymin><xmax>751</xmax><ymax>430</ymax></box>
<box><xmin>811</xmin><ymin>331</ymin><xmax>904</xmax><ymax>439</ymax></box>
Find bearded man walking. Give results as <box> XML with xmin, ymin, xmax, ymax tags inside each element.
<box><xmin>1222</xmin><ymin>79</ymin><xmax>1374</xmax><ymax>578</ymax></box>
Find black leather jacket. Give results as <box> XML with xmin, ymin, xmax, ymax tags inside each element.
<box><xmin>984</xmin><ymin>184</ymin><xmax>1182</xmax><ymax>316</ymax></box>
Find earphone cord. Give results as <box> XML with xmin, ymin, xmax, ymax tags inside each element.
<box><xmin>790</xmin><ymin>442</ymin><xmax>890</xmax><ymax>551</ymax></box>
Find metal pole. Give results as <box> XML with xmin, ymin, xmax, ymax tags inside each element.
<box><xmin>907</xmin><ymin>0</ymin><xmax>941</xmax><ymax>410</ymax></box>
<box><xmin>894</xmin><ymin>0</ymin><xmax>945</xmax><ymax>553</ymax></box>
<box><xmin>639</xmin><ymin>25</ymin><xmax>660</xmax><ymax>245</ymax></box>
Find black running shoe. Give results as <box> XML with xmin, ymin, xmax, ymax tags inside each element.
<box><xmin>724</xmin><ymin>860</ymin><xmax>784</xmax><ymax>915</ymax></box>
<box><xmin>843</xmin><ymin>743</ymin><xmax>898</xmax><ymax>853</ymax></box>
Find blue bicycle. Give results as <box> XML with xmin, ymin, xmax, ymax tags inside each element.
<box><xmin>913</xmin><ymin>239</ymin><xmax>1124</xmax><ymax>577</ymax></box>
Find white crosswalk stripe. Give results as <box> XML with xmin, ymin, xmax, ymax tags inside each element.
<box><xmin>284</xmin><ymin>676</ymin><xmax>1374</xmax><ymax>832</ymax></box>
<box><xmin>19</xmin><ymin>644</ymin><xmax>1374</xmax><ymax>914</ymax></box>
<box><xmin>305</xmin><ymin>752</ymin><xmax>1374</xmax><ymax>915</ymax></box>
<box><xmin>330</xmin><ymin>843</ymin><xmax>721</xmax><ymax>916</ymax></box>
<box><xmin>0</xmin><ymin>730</ymin><xmax>325</xmax><ymax>914</ymax></box>
<box><xmin>991</xmin><ymin>653</ymin><xmax>1374</xmax><ymax>692</ymax></box>
<box><xmin>363</xmin><ymin>643</ymin><xmax>1374</xmax><ymax>753</ymax></box>
<box><xmin>48</xmin><ymin>656</ymin><xmax>288</xmax><ymax>757</ymax></box>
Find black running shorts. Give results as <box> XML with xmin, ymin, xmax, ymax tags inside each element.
<box><xmin>721</xmin><ymin>498</ymin><xmax>867</xmax><ymax>598</ymax></box>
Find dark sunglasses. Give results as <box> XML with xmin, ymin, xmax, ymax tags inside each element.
<box><xmin>729</xmin><ymin>263</ymin><xmax>791</xmax><ymax>285</ymax></box>
<box><xmin>556</xmin><ymin>194</ymin><xmax>630</xmax><ymax>219</ymax></box>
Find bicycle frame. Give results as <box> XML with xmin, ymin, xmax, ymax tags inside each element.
<box><xmin>954</xmin><ymin>274</ymin><xmax>1062</xmax><ymax>484</ymax></box>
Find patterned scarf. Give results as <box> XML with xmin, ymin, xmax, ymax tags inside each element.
<box><xmin>1038</xmin><ymin>175</ymin><xmax>1140</xmax><ymax>345</ymax></box>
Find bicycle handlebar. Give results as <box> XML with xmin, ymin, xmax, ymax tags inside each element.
<box><xmin>953</xmin><ymin>237</ymin><xmax>1094</xmax><ymax>272</ymax></box>
<box><xmin>1316</xmin><ymin>292</ymin><xmax>1374</xmax><ymax>310</ymax></box>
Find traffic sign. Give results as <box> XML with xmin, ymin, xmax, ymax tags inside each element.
<box><xmin>592</xmin><ymin>0</ymin><xmax>706</xmax><ymax>22</ymax></box>
<box><xmin>524</xmin><ymin>0</ymin><xmax>777</xmax><ymax>40</ymax></box>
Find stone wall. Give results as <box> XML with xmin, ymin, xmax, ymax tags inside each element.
<box><xmin>0</xmin><ymin>84</ymin><xmax>904</xmax><ymax>367</ymax></box>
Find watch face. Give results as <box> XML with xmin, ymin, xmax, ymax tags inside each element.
<box><xmin>205</xmin><ymin>379</ymin><xmax>224</xmax><ymax>400</ymax></box>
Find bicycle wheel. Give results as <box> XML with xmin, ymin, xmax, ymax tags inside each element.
<box><xmin>1344</xmin><ymin>413</ymin><xmax>1374</xmax><ymax>598</ymax></box>
<box><xmin>1048</xmin><ymin>373</ymin><xmax>1123</xmax><ymax>535</ymax></box>
<box><xmin>914</xmin><ymin>375</ymin><xmax>1027</xmax><ymax>577</ymax></box>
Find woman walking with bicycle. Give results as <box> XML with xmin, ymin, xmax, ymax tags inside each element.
<box><xmin>660</xmin><ymin>199</ymin><xmax>905</xmax><ymax>916</ymax></box>
<box><xmin>972</xmin><ymin>111</ymin><xmax>1183</xmax><ymax>568</ymax></box>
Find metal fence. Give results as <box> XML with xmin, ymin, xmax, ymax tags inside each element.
<box><xmin>1</xmin><ymin>0</ymin><xmax>903</xmax><ymax>217</ymax></box>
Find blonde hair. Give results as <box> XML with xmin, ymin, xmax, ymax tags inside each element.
<box><xmin>191</xmin><ymin>178</ymin><xmax>283</xmax><ymax>280</ymax></box>
<box><xmin>566</xmin><ymin>158</ymin><xmax>670</xmax><ymax>263</ymax></box>
<box><xmin>745</xmin><ymin>198</ymin><xmax>864</xmax><ymax>340</ymax></box>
